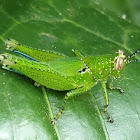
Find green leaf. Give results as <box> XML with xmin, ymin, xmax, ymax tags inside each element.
<box><xmin>0</xmin><ymin>0</ymin><xmax>140</xmax><ymax>139</ymax></box>
<box><xmin>92</xmin><ymin>0</ymin><xmax>140</xmax><ymax>26</ymax></box>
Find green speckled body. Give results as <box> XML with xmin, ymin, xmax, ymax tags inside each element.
<box><xmin>2</xmin><ymin>52</ymin><xmax>123</xmax><ymax>91</ymax></box>
<box><xmin>5</xmin><ymin>38</ymin><xmax>123</xmax><ymax>86</ymax></box>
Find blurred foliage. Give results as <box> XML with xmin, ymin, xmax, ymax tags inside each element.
<box><xmin>93</xmin><ymin>0</ymin><xmax>140</xmax><ymax>26</ymax></box>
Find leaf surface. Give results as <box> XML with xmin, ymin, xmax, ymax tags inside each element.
<box><xmin>0</xmin><ymin>0</ymin><xmax>140</xmax><ymax>139</ymax></box>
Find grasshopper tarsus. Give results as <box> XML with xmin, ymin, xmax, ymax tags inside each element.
<box><xmin>51</xmin><ymin>118</ymin><xmax>57</xmax><ymax>126</ymax></box>
<box><xmin>108</xmin><ymin>116</ymin><xmax>114</xmax><ymax>123</ymax></box>
<box><xmin>120</xmin><ymin>88</ymin><xmax>124</xmax><ymax>94</ymax></box>
<box><xmin>34</xmin><ymin>82</ymin><xmax>41</xmax><ymax>87</ymax></box>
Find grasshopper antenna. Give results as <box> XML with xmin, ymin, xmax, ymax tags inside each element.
<box><xmin>127</xmin><ymin>59</ymin><xmax>140</xmax><ymax>63</ymax></box>
<box><xmin>126</xmin><ymin>48</ymin><xmax>140</xmax><ymax>59</ymax></box>
<box><xmin>125</xmin><ymin>48</ymin><xmax>140</xmax><ymax>63</ymax></box>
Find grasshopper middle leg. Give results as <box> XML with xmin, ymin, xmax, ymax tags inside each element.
<box><xmin>51</xmin><ymin>85</ymin><xmax>92</xmax><ymax>125</ymax></box>
<box><xmin>101</xmin><ymin>81</ymin><xmax>114</xmax><ymax>123</ymax></box>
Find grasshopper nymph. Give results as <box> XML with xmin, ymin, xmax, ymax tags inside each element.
<box><xmin>0</xmin><ymin>38</ymin><xmax>140</xmax><ymax>124</ymax></box>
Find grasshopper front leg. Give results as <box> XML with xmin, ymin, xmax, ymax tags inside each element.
<box><xmin>101</xmin><ymin>81</ymin><xmax>114</xmax><ymax>123</ymax></box>
<box><xmin>109</xmin><ymin>83</ymin><xmax>124</xmax><ymax>93</ymax></box>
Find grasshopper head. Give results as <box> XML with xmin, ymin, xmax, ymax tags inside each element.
<box><xmin>114</xmin><ymin>48</ymin><xmax>140</xmax><ymax>71</ymax></box>
<box><xmin>112</xmin><ymin>49</ymin><xmax>140</xmax><ymax>79</ymax></box>
<box><xmin>114</xmin><ymin>50</ymin><xmax>126</xmax><ymax>71</ymax></box>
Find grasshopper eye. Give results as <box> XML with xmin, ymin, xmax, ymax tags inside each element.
<box><xmin>78</xmin><ymin>68</ymin><xmax>86</xmax><ymax>73</ymax></box>
<box><xmin>117</xmin><ymin>50</ymin><xmax>125</xmax><ymax>58</ymax></box>
<box><xmin>114</xmin><ymin>57</ymin><xmax>124</xmax><ymax>71</ymax></box>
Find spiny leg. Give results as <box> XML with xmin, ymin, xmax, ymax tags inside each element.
<box><xmin>109</xmin><ymin>79</ymin><xmax>124</xmax><ymax>93</ymax></box>
<box><xmin>101</xmin><ymin>81</ymin><xmax>114</xmax><ymax>123</ymax></box>
<box><xmin>5</xmin><ymin>39</ymin><xmax>40</xmax><ymax>61</ymax></box>
<box><xmin>5</xmin><ymin>38</ymin><xmax>66</xmax><ymax>62</ymax></box>
<box><xmin>51</xmin><ymin>86</ymin><xmax>91</xmax><ymax>125</ymax></box>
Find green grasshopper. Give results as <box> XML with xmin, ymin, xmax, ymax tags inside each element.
<box><xmin>0</xmin><ymin>38</ymin><xmax>140</xmax><ymax>124</ymax></box>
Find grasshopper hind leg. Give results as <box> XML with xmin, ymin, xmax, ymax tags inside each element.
<box><xmin>5</xmin><ymin>38</ymin><xmax>66</xmax><ymax>62</ymax></box>
<box><xmin>5</xmin><ymin>38</ymin><xmax>39</xmax><ymax>62</ymax></box>
<box><xmin>13</xmin><ymin>50</ymin><xmax>39</xmax><ymax>62</ymax></box>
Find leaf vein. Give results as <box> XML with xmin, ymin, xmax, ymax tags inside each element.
<box><xmin>89</xmin><ymin>91</ymin><xmax>110</xmax><ymax>140</ymax></box>
<box><xmin>42</xmin><ymin>87</ymin><xmax>62</xmax><ymax>140</ymax></box>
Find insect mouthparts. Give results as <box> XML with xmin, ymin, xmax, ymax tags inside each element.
<box><xmin>117</xmin><ymin>50</ymin><xmax>126</xmax><ymax>58</ymax></box>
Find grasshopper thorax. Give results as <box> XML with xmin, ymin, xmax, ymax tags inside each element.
<box><xmin>114</xmin><ymin>50</ymin><xmax>126</xmax><ymax>71</ymax></box>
